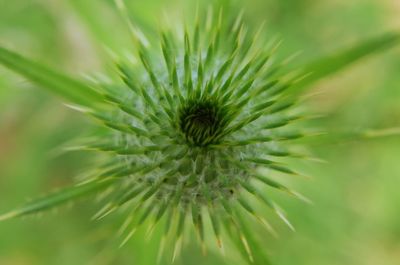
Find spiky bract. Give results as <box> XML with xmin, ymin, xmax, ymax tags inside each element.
<box><xmin>5</xmin><ymin>5</ymin><xmax>311</xmax><ymax>262</ymax></box>
<box><xmin>71</xmin><ymin>6</ymin><xmax>312</xmax><ymax>261</ymax></box>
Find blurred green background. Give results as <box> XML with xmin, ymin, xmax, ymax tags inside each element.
<box><xmin>0</xmin><ymin>0</ymin><xmax>399</xmax><ymax>264</ymax></box>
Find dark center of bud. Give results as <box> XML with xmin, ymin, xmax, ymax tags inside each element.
<box><xmin>178</xmin><ymin>99</ymin><xmax>224</xmax><ymax>146</ymax></box>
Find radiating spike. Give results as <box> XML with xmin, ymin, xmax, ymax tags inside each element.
<box><xmin>246</xmin><ymin>186</ymin><xmax>295</xmax><ymax>229</ymax></box>
<box><xmin>205</xmin><ymin>5</ymin><xmax>213</xmax><ymax>33</ymax></box>
<box><xmin>208</xmin><ymin>7</ymin><xmax>223</xmax><ymax>54</ymax></box>
<box><xmin>114</xmin><ymin>0</ymin><xmax>149</xmax><ymax>47</ymax></box>
<box><xmin>226</xmin><ymin>205</ymin><xmax>255</xmax><ymax>263</ymax></box>
<box><xmin>244</xmin><ymin>157</ymin><xmax>308</xmax><ymax>178</ymax></box>
<box><xmin>209</xmin><ymin>207</ymin><xmax>222</xmax><ymax>249</ymax></box>
<box><xmin>157</xmin><ymin>207</ymin><xmax>174</xmax><ymax>264</ymax></box>
<box><xmin>232</xmin><ymin>9</ymin><xmax>244</xmax><ymax>32</ymax></box>
<box><xmin>161</xmin><ymin>32</ymin><xmax>174</xmax><ymax>75</ymax></box>
<box><xmin>237</xmin><ymin>198</ymin><xmax>277</xmax><ymax>237</ymax></box>
<box><xmin>77</xmin><ymin>142</ymin><xmax>163</xmax><ymax>156</ymax></box>
<box><xmin>252</xmin><ymin>80</ymin><xmax>280</xmax><ymax>97</ymax></box>
<box><xmin>202</xmin><ymin>183</ymin><xmax>223</xmax><ymax>250</ymax></box>
<box><xmin>157</xmin><ymin>235</ymin><xmax>167</xmax><ymax>264</ymax></box>
<box><xmin>139</xmin><ymin>84</ymin><xmax>158</xmax><ymax>111</ymax></box>
<box><xmin>267</xmin><ymin>100</ymin><xmax>295</xmax><ymax>115</ymax></box>
<box><xmin>117</xmin><ymin>64</ymin><xmax>141</xmax><ymax>94</ymax></box>
<box><xmin>118</xmin><ymin>103</ymin><xmax>143</xmax><ymax>120</ymax></box>
<box><xmin>220</xmin><ymin>202</ymin><xmax>254</xmax><ymax>263</ymax></box>
<box><xmin>259</xmin><ymin>146</ymin><xmax>323</xmax><ymax>162</ymax></box>
<box><xmin>253</xmin><ymin>174</ymin><xmax>288</xmax><ymax>190</ymax></box>
<box><xmin>244</xmin><ymin>157</ymin><xmax>277</xmax><ymax>166</ymax></box>
<box><xmin>204</xmin><ymin>41</ymin><xmax>214</xmax><ymax>71</ymax></box>
<box><xmin>95</xmin><ymin>164</ymin><xmax>134</xmax><ymax>179</ymax></box>
<box><xmin>204</xmin><ymin>75</ymin><xmax>215</xmax><ymax>97</ymax></box>
<box><xmin>259</xmin><ymin>116</ymin><xmax>295</xmax><ymax>130</ymax></box>
<box><xmin>239</xmin><ymin>231</ymin><xmax>254</xmax><ymax>263</ymax></box>
<box><xmin>146</xmin><ymin>199</ymin><xmax>170</xmax><ymax>239</ymax></box>
<box><xmin>230</xmin><ymin>57</ymin><xmax>253</xmax><ymax>86</ymax></box>
<box><xmin>119</xmin><ymin>227</ymin><xmax>137</xmax><ymax>248</ymax></box>
<box><xmin>117</xmin><ymin>185</ymin><xmax>147</xmax><ymax>208</ymax></box>
<box><xmin>171</xmin><ymin>61</ymin><xmax>183</xmax><ymax>103</ymax></box>
<box><xmin>214</xmin><ymin>55</ymin><xmax>235</xmax><ymax>86</ymax></box>
<box><xmin>103</xmin><ymin>121</ymin><xmax>148</xmax><ymax>136</ymax></box>
<box><xmin>172</xmin><ymin>236</ymin><xmax>183</xmax><ymax>263</ymax></box>
<box><xmin>118</xmin><ymin>204</ymin><xmax>146</xmax><ymax>247</ymax></box>
<box><xmin>138</xmin><ymin>48</ymin><xmax>164</xmax><ymax>99</ymax></box>
<box><xmin>274</xmin><ymin>204</ymin><xmax>295</xmax><ymax>231</ymax></box>
<box><xmin>137</xmin><ymin>202</ymin><xmax>155</xmax><ymax>226</ymax></box>
<box><xmin>253</xmin><ymin>174</ymin><xmax>312</xmax><ymax>204</ymax></box>
<box><xmin>218</xmin><ymin>111</ymin><xmax>267</xmax><ymax>139</ymax></box>
<box><xmin>219</xmin><ymin>136</ymin><xmax>273</xmax><ymax>147</ymax></box>
<box><xmin>172</xmin><ymin>209</ymin><xmax>186</xmax><ymax>263</ymax></box>
<box><xmin>184</xmin><ymin>29</ymin><xmax>193</xmax><ymax>96</ymax></box>
<box><xmin>219</xmin><ymin>129</ymin><xmax>318</xmax><ymax>147</ymax></box>
<box><xmin>282</xmin><ymin>50</ymin><xmax>303</xmax><ymax>66</ymax></box>
<box><xmin>215</xmin><ymin>75</ymin><xmax>233</xmax><ymax>99</ymax></box>
<box><xmin>92</xmin><ymin>202</ymin><xmax>116</xmax><ymax>221</ymax></box>
<box><xmin>160</xmin><ymin>87</ymin><xmax>175</xmax><ymax>116</ymax></box>
<box><xmin>253</xmin><ymin>20</ymin><xmax>266</xmax><ymax>44</ymax></box>
<box><xmin>194</xmin><ymin>51</ymin><xmax>204</xmax><ymax>98</ymax></box>
<box><xmin>230</xmin><ymin>78</ymin><xmax>255</xmax><ymax>101</ymax></box>
<box><xmin>234</xmin><ymin>23</ymin><xmax>245</xmax><ymax>51</ymax></box>
<box><xmin>193</xmin><ymin>4</ymin><xmax>200</xmax><ymax>52</ymax></box>
<box><xmin>250</xmin><ymin>99</ymin><xmax>277</xmax><ymax>113</ymax></box>
<box><xmin>191</xmin><ymin>202</ymin><xmax>206</xmax><ymax>255</ymax></box>
<box><xmin>258</xmin><ymin>216</ymin><xmax>278</xmax><ymax>238</ymax></box>
<box><xmin>289</xmin><ymin>190</ymin><xmax>313</xmax><ymax>204</ymax></box>
<box><xmin>268</xmin><ymin>164</ymin><xmax>308</xmax><ymax>178</ymax></box>
<box><xmin>276</xmin><ymin>130</ymin><xmax>324</xmax><ymax>141</ymax></box>
<box><xmin>191</xmin><ymin>204</ymin><xmax>201</xmax><ymax>239</ymax></box>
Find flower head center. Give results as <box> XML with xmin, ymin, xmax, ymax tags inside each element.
<box><xmin>178</xmin><ymin>99</ymin><xmax>223</xmax><ymax>146</ymax></box>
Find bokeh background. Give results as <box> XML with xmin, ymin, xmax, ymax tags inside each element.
<box><xmin>0</xmin><ymin>0</ymin><xmax>399</xmax><ymax>264</ymax></box>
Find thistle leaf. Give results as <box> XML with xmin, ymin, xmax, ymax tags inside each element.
<box><xmin>0</xmin><ymin>178</ymin><xmax>116</xmax><ymax>221</ymax></box>
<box><xmin>0</xmin><ymin>46</ymin><xmax>105</xmax><ymax>108</ymax></box>
<box><xmin>293</xmin><ymin>32</ymin><xmax>400</xmax><ymax>91</ymax></box>
<box><xmin>307</xmin><ymin>127</ymin><xmax>400</xmax><ymax>145</ymax></box>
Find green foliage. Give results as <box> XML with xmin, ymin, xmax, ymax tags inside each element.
<box><xmin>0</xmin><ymin>1</ymin><xmax>399</xmax><ymax>265</ymax></box>
<box><xmin>0</xmin><ymin>178</ymin><xmax>117</xmax><ymax>221</ymax></box>
<box><xmin>293</xmin><ymin>32</ymin><xmax>400</xmax><ymax>91</ymax></box>
<box><xmin>0</xmin><ymin>46</ymin><xmax>105</xmax><ymax>108</ymax></box>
